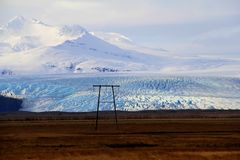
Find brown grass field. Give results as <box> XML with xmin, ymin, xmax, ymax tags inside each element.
<box><xmin>0</xmin><ymin>110</ymin><xmax>240</xmax><ymax>160</ymax></box>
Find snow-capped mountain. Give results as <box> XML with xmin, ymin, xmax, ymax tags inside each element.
<box><xmin>0</xmin><ymin>16</ymin><xmax>165</xmax><ymax>74</ymax></box>
<box><xmin>0</xmin><ymin>16</ymin><xmax>240</xmax><ymax>76</ymax></box>
<box><xmin>0</xmin><ymin>16</ymin><xmax>86</xmax><ymax>51</ymax></box>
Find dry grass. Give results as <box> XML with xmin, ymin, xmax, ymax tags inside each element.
<box><xmin>0</xmin><ymin>111</ymin><xmax>240</xmax><ymax>160</ymax></box>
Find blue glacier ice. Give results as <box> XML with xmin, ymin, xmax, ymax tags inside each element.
<box><xmin>0</xmin><ymin>74</ymin><xmax>239</xmax><ymax>112</ymax></box>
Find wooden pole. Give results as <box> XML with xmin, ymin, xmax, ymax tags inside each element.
<box><xmin>112</xmin><ymin>86</ymin><xmax>118</xmax><ymax>126</ymax></box>
<box><xmin>95</xmin><ymin>86</ymin><xmax>101</xmax><ymax>130</ymax></box>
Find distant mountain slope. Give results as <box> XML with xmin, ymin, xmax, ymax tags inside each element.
<box><xmin>0</xmin><ymin>16</ymin><xmax>239</xmax><ymax>76</ymax></box>
<box><xmin>90</xmin><ymin>31</ymin><xmax>168</xmax><ymax>56</ymax></box>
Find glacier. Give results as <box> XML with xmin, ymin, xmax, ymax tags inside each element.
<box><xmin>0</xmin><ymin>74</ymin><xmax>239</xmax><ymax>112</ymax></box>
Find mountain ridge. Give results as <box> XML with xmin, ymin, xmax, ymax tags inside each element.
<box><xmin>0</xmin><ymin>16</ymin><xmax>239</xmax><ymax>77</ymax></box>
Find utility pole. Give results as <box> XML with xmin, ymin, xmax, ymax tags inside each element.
<box><xmin>93</xmin><ymin>85</ymin><xmax>120</xmax><ymax>130</ymax></box>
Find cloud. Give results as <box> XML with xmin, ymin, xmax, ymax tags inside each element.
<box><xmin>195</xmin><ymin>25</ymin><xmax>240</xmax><ymax>40</ymax></box>
<box><xmin>186</xmin><ymin>25</ymin><xmax>240</xmax><ymax>55</ymax></box>
<box><xmin>45</xmin><ymin>0</ymin><xmax>240</xmax><ymax>27</ymax></box>
<box><xmin>1</xmin><ymin>0</ymin><xmax>239</xmax><ymax>27</ymax></box>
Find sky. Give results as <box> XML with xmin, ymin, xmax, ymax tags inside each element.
<box><xmin>0</xmin><ymin>0</ymin><xmax>240</xmax><ymax>56</ymax></box>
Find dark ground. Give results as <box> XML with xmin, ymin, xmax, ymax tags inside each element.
<box><xmin>0</xmin><ymin>96</ymin><xmax>22</xmax><ymax>112</ymax></box>
<box><xmin>0</xmin><ymin>110</ymin><xmax>240</xmax><ymax>160</ymax></box>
